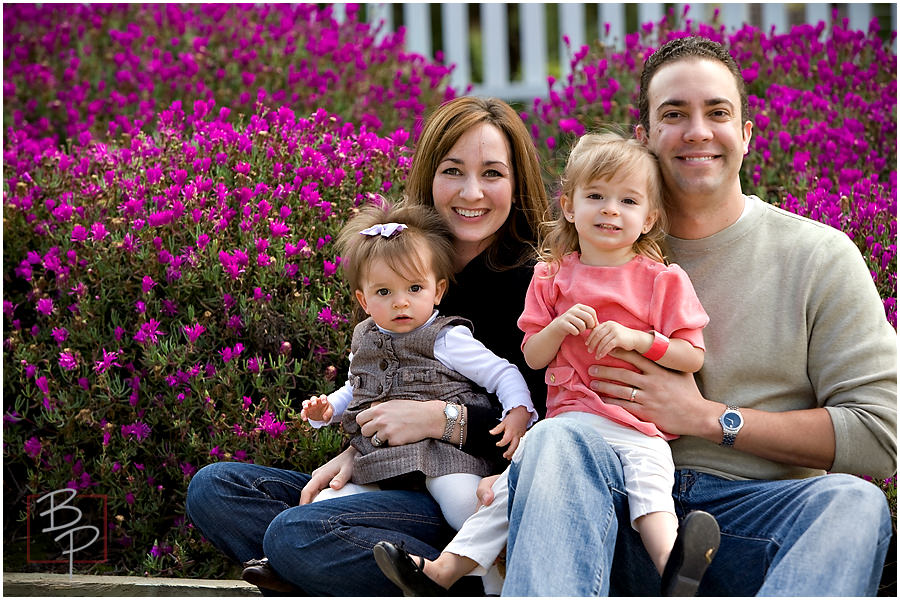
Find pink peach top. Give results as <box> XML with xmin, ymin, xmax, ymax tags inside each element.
<box><xmin>518</xmin><ymin>253</ymin><xmax>709</xmax><ymax>440</ymax></box>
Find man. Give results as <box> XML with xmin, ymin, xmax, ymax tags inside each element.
<box><xmin>502</xmin><ymin>36</ymin><xmax>896</xmax><ymax>596</ymax></box>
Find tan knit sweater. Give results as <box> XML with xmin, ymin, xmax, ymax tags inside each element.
<box><xmin>667</xmin><ymin>196</ymin><xmax>896</xmax><ymax>481</ymax></box>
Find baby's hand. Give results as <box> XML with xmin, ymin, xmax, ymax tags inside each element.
<box><xmin>554</xmin><ymin>303</ymin><xmax>599</xmax><ymax>338</ymax></box>
<box><xmin>301</xmin><ymin>394</ymin><xmax>333</xmax><ymax>423</ymax></box>
<box><xmin>585</xmin><ymin>320</ymin><xmax>642</xmax><ymax>359</ymax></box>
<box><xmin>489</xmin><ymin>405</ymin><xmax>532</xmax><ymax>459</ymax></box>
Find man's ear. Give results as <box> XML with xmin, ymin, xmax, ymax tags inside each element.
<box><xmin>354</xmin><ymin>289</ymin><xmax>370</xmax><ymax>314</ymax></box>
<box><xmin>433</xmin><ymin>278</ymin><xmax>448</xmax><ymax>305</ymax></box>
<box><xmin>741</xmin><ymin>120</ymin><xmax>753</xmax><ymax>155</ymax></box>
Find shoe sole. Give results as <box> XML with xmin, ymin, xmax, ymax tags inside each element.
<box><xmin>373</xmin><ymin>543</ymin><xmax>418</xmax><ymax>597</ymax></box>
<box><xmin>667</xmin><ymin>512</ymin><xmax>720</xmax><ymax>596</ymax></box>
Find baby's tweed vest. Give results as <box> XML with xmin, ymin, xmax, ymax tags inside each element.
<box><xmin>342</xmin><ymin>315</ymin><xmax>495</xmax><ymax>485</ymax></box>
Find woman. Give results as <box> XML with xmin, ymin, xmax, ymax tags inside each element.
<box><xmin>185</xmin><ymin>97</ymin><xmax>549</xmax><ymax>595</ymax></box>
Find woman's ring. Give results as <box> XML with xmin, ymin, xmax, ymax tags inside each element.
<box><xmin>372</xmin><ymin>433</ymin><xmax>383</xmax><ymax>447</ymax></box>
<box><xmin>630</xmin><ymin>387</ymin><xmax>638</xmax><ymax>402</ymax></box>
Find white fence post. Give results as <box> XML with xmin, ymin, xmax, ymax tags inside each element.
<box><xmin>480</xmin><ymin>4</ymin><xmax>510</xmax><ymax>93</ymax></box>
<box><xmin>520</xmin><ymin>3</ymin><xmax>548</xmax><ymax>96</ymax></box>
<box><xmin>367</xmin><ymin>3</ymin><xmax>392</xmax><ymax>43</ymax></box>
<box><xmin>599</xmin><ymin>3</ymin><xmax>626</xmax><ymax>47</ymax></box>
<box><xmin>441</xmin><ymin>3</ymin><xmax>470</xmax><ymax>92</ymax></box>
<box><xmin>761</xmin><ymin>4</ymin><xmax>788</xmax><ymax>35</ymax></box>
<box><xmin>557</xmin><ymin>3</ymin><xmax>585</xmax><ymax>80</ymax></box>
<box><xmin>403</xmin><ymin>3</ymin><xmax>431</xmax><ymax>57</ymax></box>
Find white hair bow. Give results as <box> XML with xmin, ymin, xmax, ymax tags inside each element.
<box><xmin>359</xmin><ymin>223</ymin><xmax>407</xmax><ymax>237</ymax></box>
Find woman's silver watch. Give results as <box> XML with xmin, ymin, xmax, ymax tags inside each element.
<box><xmin>442</xmin><ymin>402</ymin><xmax>460</xmax><ymax>442</ymax></box>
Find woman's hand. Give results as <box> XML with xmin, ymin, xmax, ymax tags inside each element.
<box><xmin>299</xmin><ymin>447</ymin><xmax>359</xmax><ymax>505</ymax></box>
<box><xmin>356</xmin><ymin>399</ymin><xmax>444</xmax><ymax>446</ymax></box>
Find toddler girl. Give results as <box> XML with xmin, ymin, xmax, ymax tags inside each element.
<box><xmin>373</xmin><ymin>133</ymin><xmax>721</xmax><ymax>596</ymax></box>
<box><xmin>301</xmin><ymin>202</ymin><xmax>536</xmax><ymax>533</ymax></box>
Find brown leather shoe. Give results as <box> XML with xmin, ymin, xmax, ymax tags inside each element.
<box><xmin>242</xmin><ymin>557</ymin><xmax>302</xmax><ymax>594</ymax></box>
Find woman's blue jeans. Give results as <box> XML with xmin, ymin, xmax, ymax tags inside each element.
<box><xmin>504</xmin><ymin>416</ymin><xmax>892</xmax><ymax>596</ymax></box>
<box><xmin>185</xmin><ymin>462</ymin><xmax>481</xmax><ymax>596</ymax></box>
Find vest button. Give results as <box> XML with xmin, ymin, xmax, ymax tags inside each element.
<box><xmin>375</xmin><ymin>338</ymin><xmax>383</xmax><ymax>348</ymax></box>
<box><xmin>379</xmin><ymin>359</ymin><xmax>388</xmax><ymax>370</ymax></box>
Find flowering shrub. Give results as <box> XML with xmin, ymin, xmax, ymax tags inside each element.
<box><xmin>3</xmin><ymin>2</ymin><xmax>895</xmax><ymax>582</ymax></box>
<box><xmin>3</xmin><ymin>99</ymin><xmax>412</xmax><ymax>575</ymax></box>
<box><xmin>3</xmin><ymin>3</ymin><xmax>457</xmax><ymax>146</ymax></box>
<box><xmin>524</xmin><ymin>6</ymin><xmax>897</xmax><ymax>327</ymax></box>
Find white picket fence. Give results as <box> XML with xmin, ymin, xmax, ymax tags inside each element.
<box><xmin>333</xmin><ymin>3</ymin><xmax>894</xmax><ymax>101</ymax></box>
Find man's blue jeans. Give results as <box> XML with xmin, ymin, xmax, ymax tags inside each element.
<box><xmin>185</xmin><ymin>462</ymin><xmax>480</xmax><ymax>596</ymax></box>
<box><xmin>504</xmin><ymin>415</ymin><xmax>892</xmax><ymax>596</ymax></box>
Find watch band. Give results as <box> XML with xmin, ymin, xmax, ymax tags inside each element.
<box><xmin>642</xmin><ymin>330</ymin><xmax>670</xmax><ymax>361</ymax></box>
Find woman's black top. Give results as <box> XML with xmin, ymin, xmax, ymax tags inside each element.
<box><xmin>439</xmin><ymin>247</ymin><xmax>547</xmax><ymax>467</ymax></box>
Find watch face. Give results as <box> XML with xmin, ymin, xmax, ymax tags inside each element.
<box><xmin>445</xmin><ymin>404</ymin><xmax>460</xmax><ymax>419</ymax></box>
<box><xmin>723</xmin><ymin>411</ymin><xmax>742</xmax><ymax>429</ymax></box>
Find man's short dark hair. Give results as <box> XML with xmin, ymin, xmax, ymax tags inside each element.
<box><xmin>638</xmin><ymin>36</ymin><xmax>750</xmax><ymax>133</ymax></box>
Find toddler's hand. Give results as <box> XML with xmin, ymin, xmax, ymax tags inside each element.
<box><xmin>553</xmin><ymin>303</ymin><xmax>599</xmax><ymax>338</ymax></box>
<box><xmin>489</xmin><ymin>405</ymin><xmax>532</xmax><ymax>459</ymax></box>
<box><xmin>585</xmin><ymin>320</ymin><xmax>641</xmax><ymax>359</ymax></box>
<box><xmin>301</xmin><ymin>394</ymin><xmax>333</xmax><ymax>423</ymax></box>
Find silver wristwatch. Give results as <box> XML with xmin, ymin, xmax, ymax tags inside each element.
<box><xmin>442</xmin><ymin>402</ymin><xmax>460</xmax><ymax>442</ymax></box>
<box><xmin>718</xmin><ymin>405</ymin><xmax>744</xmax><ymax>447</ymax></box>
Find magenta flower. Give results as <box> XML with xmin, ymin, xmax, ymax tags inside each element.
<box><xmin>141</xmin><ymin>275</ymin><xmax>157</xmax><ymax>294</ymax></box>
<box><xmin>90</xmin><ymin>222</ymin><xmax>108</xmax><ymax>241</ymax></box>
<box><xmin>134</xmin><ymin>319</ymin><xmax>165</xmax><ymax>345</ymax></box>
<box><xmin>183</xmin><ymin>323</ymin><xmax>206</xmax><ymax>344</ymax></box>
<box><xmin>59</xmin><ymin>352</ymin><xmax>78</xmax><ymax>371</ymax></box>
<box><xmin>219</xmin><ymin>346</ymin><xmax>234</xmax><ymax>363</ymax></box>
<box><xmin>24</xmin><ymin>436</ymin><xmax>42</xmax><ymax>460</ymax></box>
<box><xmin>121</xmin><ymin>421</ymin><xmax>151</xmax><ymax>442</ymax></box>
<box><xmin>51</xmin><ymin>327</ymin><xmax>68</xmax><ymax>345</ymax></box>
<box><xmin>35</xmin><ymin>375</ymin><xmax>50</xmax><ymax>395</ymax></box>
<box><xmin>257</xmin><ymin>411</ymin><xmax>287</xmax><ymax>438</ymax></box>
<box><xmin>323</xmin><ymin>259</ymin><xmax>338</xmax><ymax>277</ymax></box>
<box><xmin>36</xmin><ymin>298</ymin><xmax>54</xmax><ymax>316</ymax></box>
<box><xmin>94</xmin><ymin>348</ymin><xmax>122</xmax><ymax>374</ymax></box>
<box><xmin>269</xmin><ymin>220</ymin><xmax>290</xmax><ymax>237</ymax></box>
<box><xmin>71</xmin><ymin>224</ymin><xmax>88</xmax><ymax>242</ymax></box>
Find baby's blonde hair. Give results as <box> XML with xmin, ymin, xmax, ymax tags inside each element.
<box><xmin>539</xmin><ymin>132</ymin><xmax>667</xmax><ymax>266</ymax></box>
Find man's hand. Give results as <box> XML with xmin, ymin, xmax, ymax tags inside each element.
<box><xmin>589</xmin><ymin>348</ymin><xmax>715</xmax><ymax>437</ymax></box>
<box><xmin>299</xmin><ymin>447</ymin><xmax>358</xmax><ymax>505</ymax></box>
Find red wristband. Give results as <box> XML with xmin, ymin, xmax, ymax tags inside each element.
<box><xmin>642</xmin><ymin>330</ymin><xmax>669</xmax><ymax>361</ymax></box>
